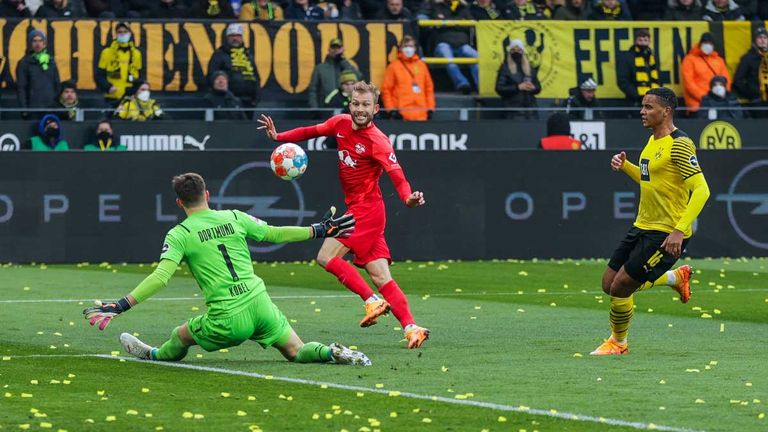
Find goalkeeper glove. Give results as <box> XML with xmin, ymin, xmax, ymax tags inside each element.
<box><xmin>83</xmin><ymin>297</ymin><xmax>132</xmax><ymax>330</ymax></box>
<box><xmin>311</xmin><ymin>206</ymin><xmax>355</xmax><ymax>238</ymax></box>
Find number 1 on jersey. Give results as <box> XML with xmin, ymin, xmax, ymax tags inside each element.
<box><xmin>217</xmin><ymin>244</ymin><xmax>240</xmax><ymax>282</ymax></box>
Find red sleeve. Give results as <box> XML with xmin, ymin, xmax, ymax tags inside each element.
<box><xmin>276</xmin><ymin>115</ymin><xmax>344</xmax><ymax>142</ymax></box>
<box><xmin>373</xmin><ymin>139</ymin><xmax>412</xmax><ymax>203</ymax></box>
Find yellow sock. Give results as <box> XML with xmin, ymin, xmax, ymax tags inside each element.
<box><xmin>637</xmin><ymin>272</ymin><xmax>670</xmax><ymax>291</ymax></box>
<box><xmin>609</xmin><ymin>295</ymin><xmax>634</xmax><ymax>342</ymax></box>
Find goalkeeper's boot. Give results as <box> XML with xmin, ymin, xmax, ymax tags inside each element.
<box><xmin>589</xmin><ymin>337</ymin><xmax>628</xmax><ymax>356</ymax></box>
<box><xmin>360</xmin><ymin>299</ymin><xmax>390</xmax><ymax>328</ymax></box>
<box><xmin>120</xmin><ymin>333</ymin><xmax>154</xmax><ymax>360</ymax></box>
<box><xmin>329</xmin><ymin>343</ymin><xmax>372</xmax><ymax>366</ymax></box>
<box><xmin>404</xmin><ymin>325</ymin><xmax>430</xmax><ymax>349</ymax></box>
<box><xmin>671</xmin><ymin>265</ymin><xmax>692</xmax><ymax>304</ymax></box>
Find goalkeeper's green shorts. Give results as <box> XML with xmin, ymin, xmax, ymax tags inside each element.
<box><xmin>187</xmin><ymin>292</ymin><xmax>292</xmax><ymax>352</ymax></box>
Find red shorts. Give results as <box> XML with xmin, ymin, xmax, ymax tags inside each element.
<box><xmin>338</xmin><ymin>201</ymin><xmax>391</xmax><ymax>267</ymax></box>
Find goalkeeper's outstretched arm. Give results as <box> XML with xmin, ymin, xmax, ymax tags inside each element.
<box><xmin>243</xmin><ymin>207</ymin><xmax>355</xmax><ymax>243</ymax></box>
<box><xmin>83</xmin><ymin>259</ymin><xmax>178</xmax><ymax>330</ymax></box>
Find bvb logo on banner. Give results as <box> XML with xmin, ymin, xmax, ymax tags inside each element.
<box><xmin>480</xmin><ymin>22</ymin><xmax>560</xmax><ymax>97</ymax></box>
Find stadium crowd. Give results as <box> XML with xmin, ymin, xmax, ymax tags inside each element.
<box><xmin>1</xmin><ymin>0</ymin><xmax>767</xmax><ymax>150</ymax></box>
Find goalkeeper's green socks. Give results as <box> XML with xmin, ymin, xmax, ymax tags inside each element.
<box><xmin>294</xmin><ymin>342</ymin><xmax>332</xmax><ymax>363</ymax></box>
<box><xmin>152</xmin><ymin>327</ymin><xmax>189</xmax><ymax>361</ymax></box>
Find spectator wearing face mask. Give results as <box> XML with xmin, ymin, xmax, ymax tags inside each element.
<box><xmin>96</xmin><ymin>22</ymin><xmax>143</xmax><ymax>107</ymax></box>
<box><xmin>733</xmin><ymin>26</ymin><xmax>768</xmax><ymax>117</ymax></box>
<box><xmin>616</xmin><ymin>28</ymin><xmax>660</xmax><ymax>110</ymax></box>
<box><xmin>381</xmin><ymin>35</ymin><xmax>435</xmax><ymax>121</ymax></box>
<box><xmin>681</xmin><ymin>32</ymin><xmax>731</xmax><ymax>113</ymax></box>
<box><xmin>84</xmin><ymin>119</ymin><xmax>126</xmax><ymax>151</ymax></box>
<box><xmin>698</xmin><ymin>75</ymin><xmax>743</xmax><ymax>120</ymax></box>
<box><xmin>495</xmin><ymin>38</ymin><xmax>541</xmax><ymax>119</ymax></box>
<box><xmin>114</xmin><ymin>80</ymin><xmax>164</xmax><ymax>121</ymax></box>
<box><xmin>307</xmin><ymin>38</ymin><xmax>362</xmax><ymax>111</ymax></box>
<box><xmin>17</xmin><ymin>29</ymin><xmax>60</xmax><ymax>120</ymax></box>
<box><xmin>30</xmin><ymin>114</ymin><xmax>68</xmax><ymax>151</ymax></box>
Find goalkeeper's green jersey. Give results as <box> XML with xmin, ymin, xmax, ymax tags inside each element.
<box><xmin>160</xmin><ymin>209</ymin><xmax>272</xmax><ymax>317</ymax></box>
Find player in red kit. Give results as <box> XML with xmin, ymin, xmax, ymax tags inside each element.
<box><xmin>258</xmin><ymin>81</ymin><xmax>429</xmax><ymax>349</ymax></box>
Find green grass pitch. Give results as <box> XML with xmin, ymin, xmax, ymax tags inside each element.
<box><xmin>1</xmin><ymin>258</ymin><xmax>766</xmax><ymax>431</ymax></box>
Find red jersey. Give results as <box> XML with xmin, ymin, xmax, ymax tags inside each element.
<box><xmin>276</xmin><ymin>114</ymin><xmax>412</xmax><ymax>208</ymax></box>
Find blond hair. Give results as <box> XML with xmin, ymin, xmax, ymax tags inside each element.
<box><xmin>352</xmin><ymin>81</ymin><xmax>380</xmax><ymax>104</ymax></box>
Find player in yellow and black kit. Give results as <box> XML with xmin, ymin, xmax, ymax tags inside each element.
<box><xmin>591</xmin><ymin>87</ymin><xmax>711</xmax><ymax>355</ymax></box>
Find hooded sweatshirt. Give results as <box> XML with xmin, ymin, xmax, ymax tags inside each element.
<box><xmin>30</xmin><ymin>114</ymin><xmax>69</xmax><ymax>151</ymax></box>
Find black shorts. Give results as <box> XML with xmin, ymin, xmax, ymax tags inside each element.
<box><xmin>608</xmin><ymin>227</ymin><xmax>689</xmax><ymax>283</ymax></box>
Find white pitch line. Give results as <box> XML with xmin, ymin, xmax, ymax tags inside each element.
<box><xmin>1</xmin><ymin>288</ymin><xmax>765</xmax><ymax>304</ymax></box>
<box><xmin>5</xmin><ymin>354</ymin><xmax>703</xmax><ymax>432</ymax></box>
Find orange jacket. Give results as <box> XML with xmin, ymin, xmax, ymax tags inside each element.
<box><xmin>540</xmin><ymin>135</ymin><xmax>581</xmax><ymax>150</ymax></box>
<box><xmin>381</xmin><ymin>52</ymin><xmax>435</xmax><ymax>121</ymax></box>
<box><xmin>681</xmin><ymin>44</ymin><xmax>731</xmax><ymax>111</ymax></box>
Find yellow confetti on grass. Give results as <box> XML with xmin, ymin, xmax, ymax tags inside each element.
<box><xmin>248</xmin><ymin>396</ymin><xmax>256</xmax><ymax>401</ymax></box>
<box><xmin>441</xmin><ymin>366</ymin><xmax>449</xmax><ymax>372</ymax></box>
<box><xmin>758</xmin><ymin>413</ymin><xmax>765</xmax><ymax>419</ymax></box>
<box><xmin>105</xmin><ymin>416</ymin><xmax>116</xmax><ymax>422</ymax></box>
<box><xmin>686</xmin><ymin>369</ymin><xmax>701</xmax><ymax>373</ymax></box>
<box><xmin>30</xmin><ymin>380</ymin><xmax>38</xmax><ymax>385</ymax></box>
<box><xmin>220</xmin><ymin>392</ymin><xmax>231</xmax><ymax>398</ymax></box>
<box><xmin>141</xmin><ymin>388</ymin><xmax>150</xmax><ymax>393</ymax></box>
<box><xmin>39</xmin><ymin>422</ymin><xmax>52</xmax><ymax>428</ymax></box>
<box><xmin>422</xmin><ymin>418</ymin><xmax>432</xmax><ymax>423</ymax></box>
<box><xmin>375</xmin><ymin>383</ymin><xmax>384</xmax><ymax>388</ymax></box>
<box><xmin>356</xmin><ymin>392</ymin><xmax>365</xmax><ymax>397</ymax></box>
<box><xmin>18</xmin><ymin>425</ymin><xmax>30</xmax><ymax>430</ymax></box>
<box><xmin>237</xmin><ymin>411</ymin><xmax>247</xmax><ymax>416</ymax></box>
<box><xmin>182</xmin><ymin>412</ymin><xmax>194</xmax><ymax>419</ymax></box>
<box><xmin>721</xmin><ymin>323</ymin><xmax>725</xmax><ymax>332</ymax></box>
<box><xmin>311</xmin><ymin>414</ymin><xmax>319</xmax><ymax>420</ymax></box>
<box><xmin>498</xmin><ymin>416</ymin><xmax>508</xmax><ymax>422</ymax></box>
<box><xmin>21</xmin><ymin>393</ymin><xmax>33</xmax><ymax>398</ymax></box>
<box><xmin>695</xmin><ymin>399</ymin><xmax>706</xmax><ymax>404</ymax></box>
<box><xmin>194</xmin><ymin>414</ymin><xmax>204</xmax><ymax>419</ymax></box>
<box><xmin>126</xmin><ymin>410</ymin><xmax>138</xmax><ymax>415</ymax></box>
<box><xmin>110</xmin><ymin>351</ymin><xmax>120</xmax><ymax>356</ymax></box>
<box><xmin>388</xmin><ymin>391</ymin><xmax>401</xmax><ymax>397</ymax></box>
<box><xmin>390</xmin><ymin>412</ymin><xmax>398</xmax><ymax>418</ymax></box>
<box><xmin>701</xmin><ymin>313</ymin><xmax>713</xmax><ymax>319</ymax></box>
<box><xmin>573</xmin><ymin>353</ymin><xmax>583</xmax><ymax>357</ymax></box>
<box><xmin>2</xmin><ymin>356</ymin><xmax>10</xmax><ymax>361</ymax></box>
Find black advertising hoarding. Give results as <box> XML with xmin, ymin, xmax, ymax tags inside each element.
<box><xmin>0</xmin><ymin>119</ymin><xmax>765</xmax><ymax>152</ymax></box>
<box><xmin>1</xmin><ymin>151</ymin><xmax>766</xmax><ymax>262</ymax></box>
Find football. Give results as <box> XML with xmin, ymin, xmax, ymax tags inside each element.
<box><xmin>270</xmin><ymin>143</ymin><xmax>308</xmax><ymax>181</ymax></box>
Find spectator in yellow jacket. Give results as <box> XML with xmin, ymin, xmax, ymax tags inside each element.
<box><xmin>381</xmin><ymin>35</ymin><xmax>435</xmax><ymax>121</ymax></box>
<box><xmin>96</xmin><ymin>21</ymin><xmax>142</xmax><ymax>106</ymax></box>
<box><xmin>114</xmin><ymin>80</ymin><xmax>164</xmax><ymax>121</ymax></box>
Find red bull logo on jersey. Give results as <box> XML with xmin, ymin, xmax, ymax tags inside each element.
<box><xmin>338</xmin><ymin>150</ymin><xmax>357</xmax><ymax>168</ymax></box>
<box><xmin>355</xmin><ymin>143</ymin><xmax>366</xmax><ymax>154</ymax></box>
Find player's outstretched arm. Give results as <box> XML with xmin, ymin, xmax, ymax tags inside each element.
<box><xmin>257</xmin><ymin>114</ymin><xmax>279</xmax><ymax>141</ymax></box>
<box><xmin>83</xmin><ymin>259</ymin><xmax>178</xmax><ymax>330</ymax></box>
<box><xmin>611</xmin><ymin>151</ymin><xmax>641</xmax><ymax>184</ymax></box>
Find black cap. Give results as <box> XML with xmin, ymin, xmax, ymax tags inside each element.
<box><xmin>755</xmin><ymin>27</ymin><xmax>768</xmax><ymax>40</ymax></box>
<box><xmin>61</xmin><ymin>80</ymin><xmax>76</xmax><ymax>91</ymax></box>
<box><xmin>330</xmin><ymin>37</ymin><xmax>343</xmax><ymax>48</ymax></box>
<box><xmin>700</xmin><ymin>32</ymin><xmax>716</xmax><ymax>44</ymax></box>
<box><xmin>116</xmin><ymin>21</ymin><xmax>131</xmax><ymax>32</ymax></box>
<box><xmin>710</xmin><ymin>75</ymin><xmax>727</xmax><ymax>87</ymax></box>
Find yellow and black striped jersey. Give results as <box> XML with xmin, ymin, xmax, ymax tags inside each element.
<box><xmin>625</xmin><ymin>129</ymin><xmax>709</xmax><ymax>238</ymax></box>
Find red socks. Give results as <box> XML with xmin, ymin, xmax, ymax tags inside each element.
<box><xmin>379</xmin><ymin>280</ymin><xmax>415</xmax><ymax>328</ymax></box>
<box><xmin>325</xmin><ymin>257</ymin><xmax>374</xmax><ymax>301</ymax></box>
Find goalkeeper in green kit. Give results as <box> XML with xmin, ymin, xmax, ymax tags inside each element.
<box><xmin>84</xmin><ymin>172</ymin><xmax>371</xmax><ymax>366</ymax></box>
